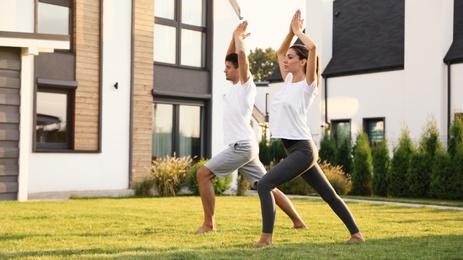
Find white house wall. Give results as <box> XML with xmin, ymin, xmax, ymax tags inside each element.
<box><xmin>0</xmin><ymin>0</ymin><xmax>34</xmax><ymax>33</ymax></box>
<box><xmin>403</xmin><ymin>0</ymin><xmax>453</xmax><ymax>141</ymax></box>
<box><xmin>28</xmin><ymin>0</ymin><xmax>132</xmax><ymax>194</ymax></box>
<box><xmin>211</xmin><ymin>1</ymin><xmax>240</xmax><ymax>157</ymax></box>
<box><xmin>327</xmin><ymin>71</ymin><xmax>406</xmax><ymax>148</ymax></box>
<box><xmin>255</xmin><ymin>86</ymin><xmax>269</xmax><ymax>119</ymax></box>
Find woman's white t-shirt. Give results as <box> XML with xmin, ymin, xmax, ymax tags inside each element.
<box><xmin>270</xmin><ymin>73</ymin><xmax>318</xmax><ymax>140</ymax></box>
<box><xmin>223</xmin><ymin>77</ymin><xmax>257</xmax><ymax>145</ymax></box>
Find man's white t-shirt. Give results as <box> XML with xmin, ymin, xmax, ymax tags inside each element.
<box><xmin>270</xmin><ymin>73</ymin><xmax>318</xmax><ymax>140</ymax></box>
<box><xmin>223</xmin><ymin>77</ymin><xmax>257</xmax><ymax>145</ymax></box>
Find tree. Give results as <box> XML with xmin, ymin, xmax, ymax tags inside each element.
<box><xmin>248</xmin><ymin>47</ymin><xmax>278</xmax><ymax>82</ymax></box>
<box><xmin>335</xmin><ymin>137</ymin><xmax>353</xmax><ymax>175</ymax></box>
<box><xmin>351</xmin><ymin>132</ymin><xmax>373</xmax><ymax>196</ymax></box>
<box><xmin>319</xmin><ymin>129</ymin><xmax>337</xmax><ymax>165</ymax></box>
<box><xmin>407</xmin><ymin>117</ymin><xmax>441</xmax><ymax>198</ymax></box>
<box><xmin>372</xmin><ymin>140</ymin><xmax>390</xmax><ymax>197</ymax></box>
<box><xmin>258</xmin><ymin>125</ymin><xmax>271</xmax><ymax>167</ymax></box>
<box><xmin>387</xmin><ymin>128</ymin><xmax>414</xmax><ymax>197</ymax></box>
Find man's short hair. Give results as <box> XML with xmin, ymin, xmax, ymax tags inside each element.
<box><xmin>225</xmin><ymin>53</ymin><xmax>239</xmax><ymax>68</ymax></box>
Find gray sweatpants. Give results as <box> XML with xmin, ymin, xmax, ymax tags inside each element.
<box><xmin>256</xmin><ymin>139</ymin><xmax>360</xmax><ymax>234</ymax></box>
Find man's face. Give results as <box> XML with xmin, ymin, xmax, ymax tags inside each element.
<box><xmin>224</xmin><ymin>61</ymin><xmax>238</xmax><ymax>82</ymax></box>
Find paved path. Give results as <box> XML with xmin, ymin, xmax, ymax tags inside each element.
<box><xmin>246</xmin><ymin>190</ymin><xmax>463</xmax><ymax>211</ymax></box>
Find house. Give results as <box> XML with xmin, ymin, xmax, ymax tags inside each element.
<box><xmin>268</xmin><ymin>0</ymin><xmax>463</xmax><ymax>152</ymax></box>
<box><xmin>3</xmin><ymin>0</ymin><xmax>459</xmax><ymax>201</ymax></box>
<box><xmin>0</xmin><ymin>0</ymin><xmax>241</xmax><ymax>201</ymax></box>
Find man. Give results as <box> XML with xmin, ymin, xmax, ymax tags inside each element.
<box><xmin>195</xmin><ymin>21</ymin><xmax>306</xmax><ymax>233</ymax></box>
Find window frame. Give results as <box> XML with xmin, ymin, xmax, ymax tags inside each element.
<box><xmin>152</xmin><ymin>100</ymin><xmax>205</xmax><ymax>160</ymax></box>
<box><xmin>37</xmin><ymin>0</ymin><xmax>74</xmax><ymax>51</ymax></box>
<box><xmin>331</xmin><ymin>119</ymin><xmax>352</xmax><ymax>146</ymax></box>
<box><xmin>363</xmin><ymin>117</ymin><xmax>386</xmax><ymax>150</ymax></box>
<box><xmin>154</xmin><ymin>0</ymin><xmax>208</xmax><ymax>69</ymax></box>
<box><xmin>34</xmin><ymin>78</ymin><xmax>77</xmax><ymax>152</ymax></box>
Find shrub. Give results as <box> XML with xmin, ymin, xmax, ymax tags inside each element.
<box><xmin>269</xmin><ymin>138</ymin><xmax>286</xmax><ymax>165</ymax></box>
<box><xmin>449</xmin><ymin>117</ymin><xmax>463</xmax><ymax>200</ymax></box>
<box><xmin>320</xmin><ymin>161</ymin><xmax>352</xmax><ymax>195</ymax></box>
<box><xmin>187</xmin><ymin>159</ymin><xmax>208</xmax><ymax>195</ymax></box>
<box><xmin>259</xmin><ymin>127</ymin><xmax>272</xmax><ymax>167</ymax></box>
<box><xmin>419</xmin><ymin>116</ymin><xmax>442</xmax><ymax>156</ymax></box>
<box><xmin>407</xmin><ymin>118</ymin><xmax>441</xmax><ymax>198</ymax></box>
<box><xmin>133</xmin><ymin>178</ymin><xmax>155</xmax><ymax>197</ymax></box>
<box><xmin>448</xmin><ymin>116</ymin><xmax>463</xmax><ymax>158</ymax></box>
<box><xmin>351</xmin><ymin>132</ymin><xmax>372</xmax><ymax>196</ymax></box>
<box><xmin>278</xmin><ymin>161</ymin><xmax>351</xmax><ymax>196</ymax></box>
<box><xmin>430</xmin><ymin>117</ymin><xmax>463</xmax><ymax>200</ymax></box>
<box><xmin>278</xmin><ymin>175</ymin><xmax>314</xmax><ymax>195</ymax></box>
<box><xmin>212</xmin><ymin>173</ymin><xmax>233</xmax><ymax>195</ymax></box>
<box><xmin>429</xmin><ymin>151</ymin><xmax>454</xmax><ymax>199</ymax></box>
<box><xmin>388</xmin><ymin>128</ymin><xmax>414</xmax><ymax>197</ymax></box>
<box><xmin>372</xmin><ymin>140</ymin><xmax>390</xmax><ymax>197</ymax></box>
<box><xmin>187</xmin><ymin>159</ymin><xmax>233</xmax><ymax>196</ymax></box>
<box><xmin>450</xmin><ymin>153</ymin><xmax>463</xmax><ymax>200</ymax></box>
<box><xmin>407</xmin><ymin>152</ymin><xmax>432</xmax><ymax>198</ymax></box>
<box><xmin>335</xmin><ymin>137</ymin><xmax>353</xmax><ymax>175</ymax></box>
<box><xmin>319</xmin><ymin>130</ymin><xmax>337</xmax><ymax>166</ymax></box>
<box><xmin>236</xmin><ymin>173</ymin><xmax>251</xmax><ymax>196</ymax></box>
<box><xmin>152</xmin><ymin>154</ymin><xmax>192</xmax><ymax>197</ymax></box>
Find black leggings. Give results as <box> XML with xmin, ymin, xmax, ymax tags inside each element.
<box><xmin>257</xmin><ymin>139</ymin><xmax>360</xmax><ymax>234</ymax></box>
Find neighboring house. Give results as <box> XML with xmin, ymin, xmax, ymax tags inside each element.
<box><xmin>0</xmin><ymin>0</ymin><xmax>240</xmax><ymax>201</ymax></box>
<box><xmin>268</xmin><ymin>0</ymin><xmax>463</xmax><ymax>152</ymax></box>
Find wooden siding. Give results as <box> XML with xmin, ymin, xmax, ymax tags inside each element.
<box><xmin>131</xmin><ymin>0</ymin><xmax>154</xmax><ymax>183</ymax></box>
<box><xmin>0</xmin><ymin>47</ymin><xmax>20</xmax><ymax>200</ymax></box>
<box><xmin>74</xmin><ymin>0</ymin><xmax>100</xmax><ymax>150</ymax></box>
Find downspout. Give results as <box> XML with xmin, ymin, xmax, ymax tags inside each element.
<box><xmin>324</xmin><ymin>76</ymin><xmax>330</xmax><ymax>130</ymax></box>
<box><xmin>447</xmin><ymin>61</ymin><xmax>451</xmax><ymax>140</ymax></box>
<box><xmin>128</xmin><ymin>0</ymin><xmax>135</xmax><ymax>187</ymax></box>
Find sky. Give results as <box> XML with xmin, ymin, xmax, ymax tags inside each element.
<box><xmin>236</xmin><ymin>0</ymin><xmax>307</xmax><ymax>51</ymax></box>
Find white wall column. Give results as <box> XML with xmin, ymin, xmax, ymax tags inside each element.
<box><xmin>17</xmin><ymin>47</ymin><xmax>37</xmax><ymax>201</ymax></box>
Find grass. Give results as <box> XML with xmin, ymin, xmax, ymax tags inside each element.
<box><xmin>340</xmin><ymin>195</ymin><xmax>463</xmax><ymax>208</ymax></box>
<box><xmin>1</xmin><ymin>196</ymin><xmax>463</xmax><ymax>259</ymax></box>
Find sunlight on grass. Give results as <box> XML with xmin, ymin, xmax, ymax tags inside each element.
<box><xmin>1</xmin><ymin>196</ymin><xmax>462</xmax><ymax>259</ymax></box>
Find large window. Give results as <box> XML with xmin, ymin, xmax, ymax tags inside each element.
<box><xmin>35</xmin><ymin>79</ymin><xmax>76</xmax><ymax>150</ymax></box>
<box><xmin>38</xmin><ymin>0</ymin><xmax>72</xmax><ymax>36</ymax></box>
<box><xmin>37</xmin><ymin>0</ymin><xmax>73</xmax><ymax>52</ymax></box>
<box><xmin>154</xmin><ymin>0</ymin><xmax>207</xmax><ymax>68</ymax></box>
<box><xmin>363</xmin><ymin>117</ymin><xmax>385</xmax><ymax>150</ymax></box>
<box><xmin>152</xmin><ymin>103</ymin><xmax>203</xmax><ymax>160</ymax></box>
<box><xmin>178</xmin><ymin>105</ymin><xmax>201</xmax><ymax>157</ymax></box>
<box><xmin>331</xmin><ymin>119</ymin><xmax>351</xmax><ymax>145</ymax></box>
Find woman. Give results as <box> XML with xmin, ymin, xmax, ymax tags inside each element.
<box><xmin>253</xmin><ymin>10</ymin><xmax>364</xmax><ymax>247</ymax></box>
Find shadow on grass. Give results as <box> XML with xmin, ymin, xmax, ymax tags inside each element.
<box><xmin>1</xmin><ymin>235</ymin><xmax>462</xmax><ymax>259</ymax></box>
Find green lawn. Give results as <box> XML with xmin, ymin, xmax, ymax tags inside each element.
<box><xmin>1</xmin><ymin>196</ymin><xmax>462</xmax><ymax>259</ymax></box>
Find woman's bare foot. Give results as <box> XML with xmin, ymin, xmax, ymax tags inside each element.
<box><xmin>194</xmin><ymin>225</ymin><xmax>216</xmax><ymax>233</ymax></box>
<box><xmin>252</xmin><ymin>233</ymin><xmax>273</xmax><ymax>247</ymax></box>
<box><xmin>291</xmin><ymin>223</ymin><xmax>308</xmax><ymax>229</ymax></box>
<box><xmin>345</xmin><ymin>232</ymin><xmax>365</xmax><ymax>243</ymax></box>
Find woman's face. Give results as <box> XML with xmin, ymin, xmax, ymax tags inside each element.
<box><xmin>283</xmin><ymin>48</ymin><xmax>306</xmax><ymax>73</ymax></box>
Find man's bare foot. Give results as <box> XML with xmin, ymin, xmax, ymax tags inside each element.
<box><xmin>345</xmin><ymin>232</ymin><xmax>365</xmax><ymax>243</ymax></box>
<box><xmin>252</xmin><ymin>233</ymin><xmax>272</xmax><ymax>247</ymax></box>
<box><xmin>194</xmin><ymin>225</ymin><xmax>216</xmax><ymax>233</ymax></box>
<box><xmin>252</xmin><ymin>241</ymin><xmax>272</xmax><ymax>247</ymax></box>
